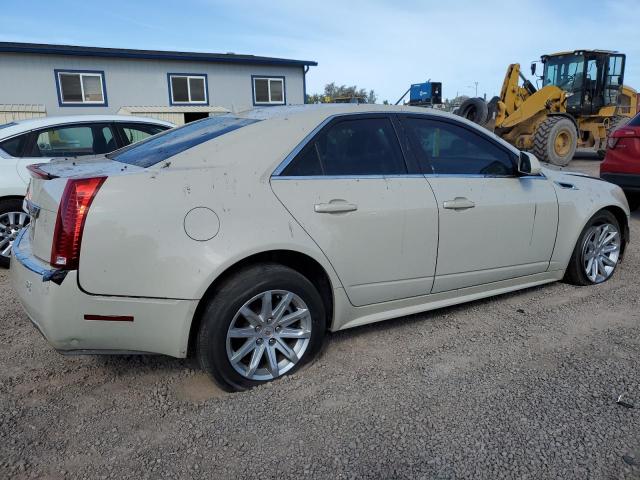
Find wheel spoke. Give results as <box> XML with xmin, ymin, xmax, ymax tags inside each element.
<box><xmin>265</xmin><ymin>345</ymin><xmax>279</xmax><ymax>377</ymax></box>
<box><xmin>600</xmin><ymin>231</ymin><xmax>618</xmax><ymax>247</ymax></box>
<box><xmin>240</xmin><ymin>306</ymin><xmax>262</xmax><ymax>326</ymax></box>
<box><xmin>597</xmin><ymin>258</ymin><xmax>606</xmax><ymax>278</ymax></box>
<box><xmin>260</xmin><ymin>291</ymin><xmax>273</xmax><ymax>320</ymax></box>
<box><xmin>18</xmin><ymin>212</ymin><xmax>27</xmax><ymax>226</ymax></box>
<box><xmin>246</xmin><ymin>343</ymin><xmax>265</xmax><ymax>377</ymax></box>
<box><xmin>276</xmin><ymin>309</ymin><xmax>309</xmax><ymax>328</ymax></box>
<box><xmin>585</xmin><ymin>257</ymin><xmax>594</xmax><ymax>275</ymax></box>
<box><xmin>272</xmin><ymin>292</ymin><xmax>293</xmax><ymax>323</ymax></box>
<box><xmin>228</xmin><ymin>327</ymin><xmax>257</xmax><ymax>338</ymax></box>
<box><xmin>590</xmin><ymin>258</ymin><xmax>598</xmax><ymax>280</ymax></box>
<box><xmin>275</xmin><ymin>338</ymin><xmax>299</xmax><ymax>363</ymax></box>
<box><xmin>1</xmin><ymin>243</ymin><xmax>12</xmax><ymax>256</ymax></box>
<box><xmin>230</xmin><ymin>339</ymin><xmax>256</xmax><ymax>364</ymax></box>
<box><xmin>278</xmin><ymin>327</ymin><xmax>311</xmax><ymax>339</ymax></box>
<box><xmin>601</xmin><ymin>255</ymin><xmax>616</xmax><ymax>267</ymax></box>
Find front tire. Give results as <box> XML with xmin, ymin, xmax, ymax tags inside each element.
<box><xmin>196</xmin><ymin>263</ymin><xmax>326</xmax><ymax>392</ymax></box>
<box><xmin>564</xmin><ymin>210</ymin><xmax>622</xmax><ymax>286</ymax></box>
<box><xmin>0</xmin><ymin>198</ymin><xmax>29</xmax><ymax>268</ymax></box>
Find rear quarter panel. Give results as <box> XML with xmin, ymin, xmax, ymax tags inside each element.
<box><xmin>78</xmin><ymin>128</ymin><xmax>341</xmax><ymax>300</ymax></box>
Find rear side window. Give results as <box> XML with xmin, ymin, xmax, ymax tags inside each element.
<box><xmin>118</xmin><ymin>123</ymin><xmax>168</xmax><ymax>146</ymax></box>
<box><xmin>403</xmin><ymin>118</ymin><xmax>514</xmax><ymax>176</ymax></box>
<box><xmin>0</xmin><ymin>134</ymin><xmax>28</xmax><ymax>157</ymax></box>
<box><xmin>629</xmin><ymin>113</ymin><xmax>640</xmax><ymax>127</ymax></box>
<box><xmin>282</xmin><ymin>117</ymin><xmax>406</xmax><ymax>176</ymax></box>
<box><xmin>110</xmin><ymin>116</ymin><xmax>259</xmax><ymax>168</ymax></box>
<box><xmin>30</xmin><ymin>124</ymin><xmax>115</xmax><ymax>157</ymax></box>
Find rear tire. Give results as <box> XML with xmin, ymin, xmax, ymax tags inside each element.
<box><xmin>0</xmin><ymin>198</ymin><xmax>29</xmax><ymax>269</ymax></box>
<box><xmin>196</xmin><ymin>263</ymin><xmax>326</xmax><ymax>392</ymax></box>
<box><xmin>564</xmin><ymin>210</ymin><xmax>622</xmax><ymax>286</ymax></box>
<box><xmin>457</xmin><ymin>97</ymin><xmax>488</xmax><ymax>125</ymax></box>
<box><xmin>532</xmin><ymin>117</ymin><xmax>577</xmax><ymax>166</ymax></box>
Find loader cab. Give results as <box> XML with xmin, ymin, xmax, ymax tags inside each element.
<box><xmin>540</xmin><ymin>50</ymin><xmax>625</xmax><ymax>116</ymax></box>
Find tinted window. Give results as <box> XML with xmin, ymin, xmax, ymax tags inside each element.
<box><xmin>282</xmin><ymin>118</ymin><xmax>406</xmax><ymax>176</ymax></box>
<box><xmin>109</xmin><ymin>116</ymin><xmax>259</xmax><ymax>168</ymax></box>
<box><xmin>30</xmin><ymin>124</ymin><xmax>115</xmax><ymax>157</ymax></box>
<box><xmin>119</xmin><ymin>123</ymin><xmax>168</xmax><ymax>146</ymax></box>
<box><xmin>629</xmin><ymin>113</ymin><xmax>640</xmax><ymax>127</ymax></box>
<box><xmin>403</xmin><ymin>118</ymin><xmax>514</xmax><ymax>176</ymax></box>
<box><xmin>0</xmin><ymin>134</ymin><xmax>28</xmax><ymax>157</ymax></box>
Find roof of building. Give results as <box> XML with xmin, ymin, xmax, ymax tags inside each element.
<box><xmin>0</xmin><ymin>42</ymin><xmax>317</xmax><ymax>67</ymax></box>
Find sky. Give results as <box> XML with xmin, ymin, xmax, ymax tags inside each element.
<box><xmin>1</xmin><ymin>0</ymin><xmax>638</xmax><ymax>103</ymax></box>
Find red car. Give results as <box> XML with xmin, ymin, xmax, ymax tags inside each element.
<box><xmin>600</xmin><ymin>112</ymin><xmax>640</xmax><ymax>211</ymax></box>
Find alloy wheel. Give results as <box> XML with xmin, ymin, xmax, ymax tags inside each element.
<box><xmin>226</xmin><ymin>290</ymin><xmax>312</xmax><ymax>381</ymax></box>
<box><xmin>581</xmin><ymin>222</ymin><xmax>620</xmax><ymax>283</ymax></box>
<box><xmin>0</xmin><ymin>211</ymin><xmax>29</xmax><ymax>258</ymax></box>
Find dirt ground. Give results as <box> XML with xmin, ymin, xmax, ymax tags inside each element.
<box><xmin>1</xmin><ymin>159</ymin><xmax>639</xmax><ymax>479</ymax></box>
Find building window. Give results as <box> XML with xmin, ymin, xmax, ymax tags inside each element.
<box><xmin>168</xmin><ymin>74</ymin><xmax>208</xmax><ymax>105</ymax></box>
<box><xmin>252</xmin><ymin>76</ymin><xmax>286</xmax><ymax>105</ymax></box>
<box><xmin>55</xmin><ymin>70</ymin><xmax>107</xmax><ymax>106</ymax></box>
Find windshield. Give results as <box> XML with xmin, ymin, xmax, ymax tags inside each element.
<box><xmin>543</xmin><ymin>54</ymin><xmax>585</xmax><ymax>93</ymax></box>
<box><xmin>109</xmin><ymin>116</ymin><xmax>260</xmax><ymax>168</ymax></box>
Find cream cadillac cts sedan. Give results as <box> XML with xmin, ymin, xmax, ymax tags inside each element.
<box><xmin>11</xmin><ymin>105</ymin><xmax>630</xmax><ymax>391</ymax></box>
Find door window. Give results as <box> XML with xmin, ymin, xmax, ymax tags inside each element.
<box><xmin>403</xmin><ymin>118</ymin><xmax>514</xmax><ymax>176</ymax></box>
<box><xmin>30</xmin><ymin>124</ymin><xmax>115</xmax><ymax>157</ymax></box>
<box><xmin>0</xmin><ymin>134</ymin><xmax>29</xmax><ymax>157</ymax></box>
<box><xmin>281</xmin><ymin>117</ymin><xmax>406</xmax><ymax>176</ymax></box>
<box><xmin>119</xmin><ymin>123</ymin><xmax>167</xmax><ymax>146</ymax></box>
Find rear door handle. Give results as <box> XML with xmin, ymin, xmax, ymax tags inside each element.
<box><xmin>314</xmin><ymin>201</ymin><xmax>358</xmax><ymax>214</ymax></box>
<box><xmin>443</xmin><ymin>197</ymin><xmax>475</xmax><ymax>210</ymax></box>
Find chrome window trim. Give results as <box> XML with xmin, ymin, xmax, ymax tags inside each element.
<box><xmin>273</xmin><ymin>174</ymin><xmax>427</xmax><ymax>180</ymax></box>
<box><xmin>273</xmin><ymin>173</ymin><xmax>548</xmax><ymax>181</ymax></box>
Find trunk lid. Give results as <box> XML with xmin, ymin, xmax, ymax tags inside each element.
<box><xmin>26</xmin><ymin>156</ymin><xmax>144</xmax><ymax>264</ymax></box>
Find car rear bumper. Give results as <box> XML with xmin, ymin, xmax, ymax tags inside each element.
<box><xmin>10</xmin><ymin>229</ymin><xmax>198</xmax><ymax>358</ymax></box>
<box><xmin>600</xmin><ymin>173</ymin><xmax>640</xmax><ymax>193</ymax></box>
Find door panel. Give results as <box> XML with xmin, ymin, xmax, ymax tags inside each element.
<box><xmin>271</xmin><ymin>177</ymin><xmax>439</xmax><ymax>306</ymax></box>
<box><xmin>428</xmin><ymin>176</ymin><xmax>558</xmax><ymax>293</ymax></box>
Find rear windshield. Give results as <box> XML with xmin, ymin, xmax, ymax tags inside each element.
<box><xmin>629</xmin><ymin>113</ymin><xmax>640</xmax><ymax>127</ymax></box>
<box><xmin>108</xmin><ymin>116</ymin><xmax>260</xmax><ymax>167</ymax></box>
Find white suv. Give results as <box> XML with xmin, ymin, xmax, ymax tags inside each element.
<box><xmin>0</xmin><ymin>115</ymin><xmax>173</xmax><ymax>266</ymax></box>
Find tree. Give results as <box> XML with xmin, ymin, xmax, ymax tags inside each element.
<box><xmin>306</xmin><ymin>83</ymin><xmax>378</xmax><ymax>104</ymax></box>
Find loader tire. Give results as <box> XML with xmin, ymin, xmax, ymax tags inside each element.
<box><xmin>457</xmin><ymin>97</ymin><xmax>488</xmax><ymax>125</ymax></box>
<box><xmin>486</xmin><ymin>96</ymin><xmax>500</xmax><ymax>121</ymax></box>
<box><xmin>532</xmin><ymin>116</ymin><xmax>577</xmax><ymax>166</ymax></box>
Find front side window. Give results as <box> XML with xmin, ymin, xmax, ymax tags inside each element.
<box><xmin>169</xmin><ymin>74</ymin><xmax>208</xmax><ymax>104</ymax></box>
<box><xmin>253</xmin><ymin>77</ymin><xmax>285</xmax><ymax>105</ymax></box>
<box><xmin>281</xmin><ymin>117</ymin><xmax>407</xmax><ymax>176</ymax></box>
<box><xmin>30</xmin><ymin>124</ymin><xmax>115</xmax><ymax>157</ymax></box>
<box><xmin>56</xmin><ymin>70</ymin><xmax>107</xmax><ymax>105</ymax></box>
<box><xmin>403</xmin><ymin>118</ymin><xmax>514</xmax><ymax>176</ymax></box>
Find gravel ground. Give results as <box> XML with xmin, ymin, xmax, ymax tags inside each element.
<box><xmin>1</xmin><ymin>160</ymin><xmax>639</xmax><ymax>479</ymax></box>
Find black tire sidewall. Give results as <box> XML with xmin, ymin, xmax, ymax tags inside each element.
<box><xmin>196</xmin><ymin>263</ymin><xmax>326</xmax><ymax>391</ymax></box>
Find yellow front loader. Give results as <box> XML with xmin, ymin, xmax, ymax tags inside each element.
<box><xmin>457</xmin><ymin>50</ymin><xmax>637</xmax><ymax>166</ymax></box>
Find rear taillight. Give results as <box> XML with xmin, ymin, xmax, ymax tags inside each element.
<box><xmin>608</xmin><ymin>128</ymin><xmax>640</xmax><ymax>149</ymax></box>
<box><xmin>50</xmin><ymin>177</ymin><xmax>106</xmax><ymax>269</ymax></box>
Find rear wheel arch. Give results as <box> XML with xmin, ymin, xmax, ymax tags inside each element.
<box><xmin>187</xmin><ymin>249</ymin><xmax>335</xmax><ymax>356</ymax></box>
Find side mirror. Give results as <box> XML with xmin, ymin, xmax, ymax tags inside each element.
<box><xmin>518</xmin><ymin>151</ymin><xmax>542</xmax><ymax>176</ymax></box>
<box><xmin>530</xmin><ymin>63</ymin><xmax>537</xmax><ymax>76</ymax></box>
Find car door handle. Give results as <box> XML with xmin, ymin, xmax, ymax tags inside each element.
<box><xmin>314</xmin><ymin>202</ymin><xmax>358</xmax><ymax>214</ymax></box>
<box><xmin>443</xmin><ymin>197</ymin><xmax>476</xmax><ymax>210</ymax></box>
